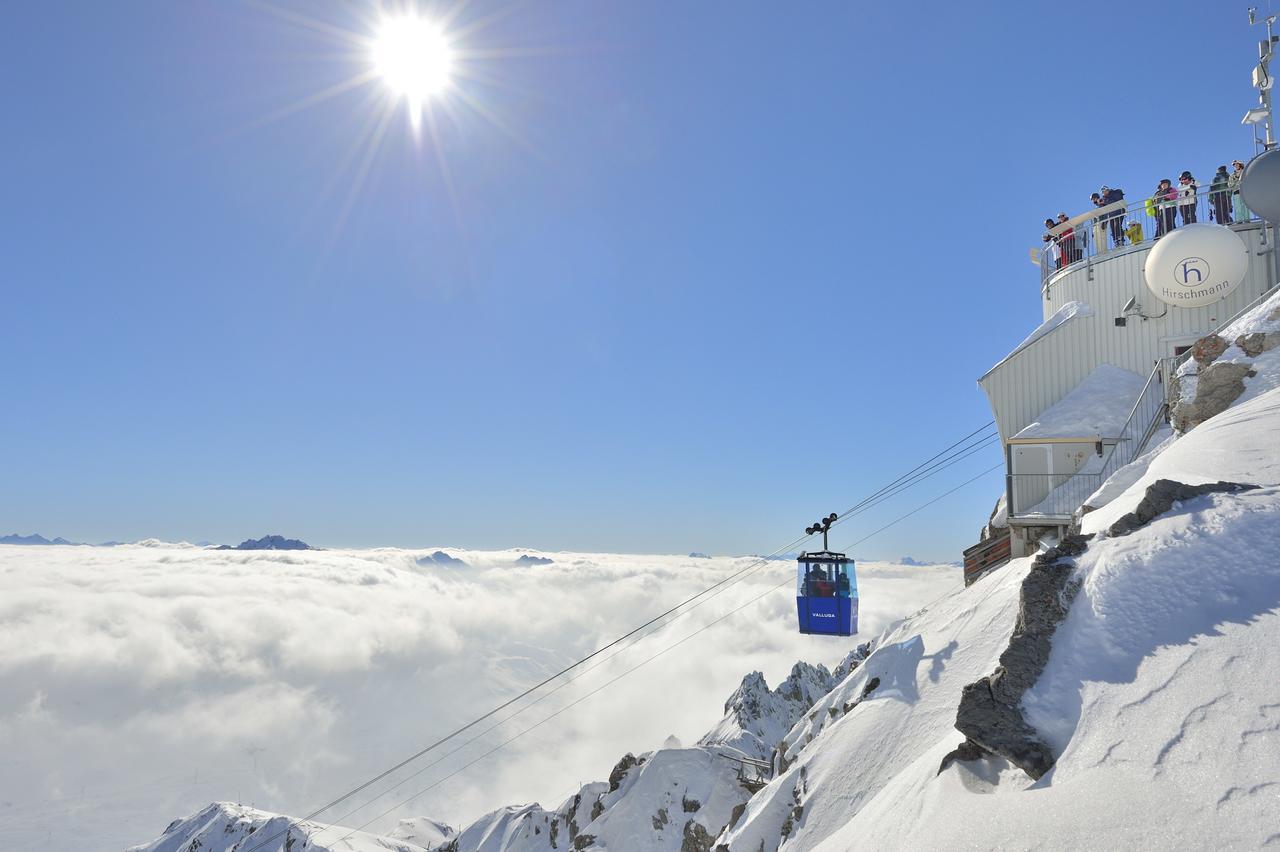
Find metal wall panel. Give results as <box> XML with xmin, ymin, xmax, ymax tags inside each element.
<box><xmin>984</xmin><ymin>222</ymin><xmax>1274</xmax><ymax>444</ymax></box>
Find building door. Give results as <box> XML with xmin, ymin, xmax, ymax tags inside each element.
<box><xmin>1010</xmin><ymin>444</ymin><xmax>1051</xmax><ymax>514</ymax></box>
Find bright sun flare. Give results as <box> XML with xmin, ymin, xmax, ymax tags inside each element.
<box><xmin>372</xmin><ymin>15</ymin><xmax>454</xmax><ymax>106</ymax></box>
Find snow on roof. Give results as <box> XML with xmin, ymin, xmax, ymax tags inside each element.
<box><xmin>983</xmin><ymin>300</ymin><xmax>1093</xmax><ymax>378</ymax></box>
<box><xmin>1012</xmin><ymin>363</ymin><xmax>1146</xmax><ymax>440</ymax></box>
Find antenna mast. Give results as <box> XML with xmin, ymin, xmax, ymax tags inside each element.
<box><xmin>1249</xmin><ymin>7</ymin><xmax>1278</xmax><ymax>149</ymax></box>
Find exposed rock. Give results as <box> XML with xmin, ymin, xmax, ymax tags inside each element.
<box><xmin>954</xmin><ymin>533</ymin><xmax>1091</xmax><ymax>779</ymax></box>
<box><xmin>1106</xmin><ymin>479</ymin><xmax>1259</xmax><ymax>537</ymax></box>
<box><xmin>607</xmin><ymin>753</ymin><xmax>641</xmax><ymax>792</ymax></box>
<box><xmin>681</xmin><ymin>794</ymin><xmax>701</xmax><ymax>813</ymax></box>
<box><xmin>680</xmin><ymin>820</ymin><xmax>715</xmax><ymax>852</ymax></box>
<box><xmin>590</xmin><ymin>798</ymin><xmax>604</xmax><ymax>821</ymax></box>
<box><xmin>937</xmin><ymin>738</ymin><xmax>992</xmax><ymax>775</ymax></box>
<box><xmin>651</xmin><ymin>807</ymin><xmax>669</xmax><ymax>830</ymax></box>
<box><xmin>978</xmin><ymin>494</ymin><xmax>1009</xmax><ymax>542</ymax></box>
<box><xmin>832</xmin><ymin>641</ymin><xmax>875</xmax><ymax>683</ymax></box>
<box><xmin>1172</xmin><ymin>362</ymin><xmax>1255</xmax><ymax>432</ymax></box>
<box><xmin>572</xmin><ymin>834</ymin><xmax>596</xmax><ymax>850</ymax></box>
<box><xmin>514</xmin><ymin>554</ymin><xmax>553</xmax><ymax>566</ymax></box>
<box><xmin>841</xmin><ymin>676</ymin><xmax>881</xmax><ymax>715</ymax></box>
<box><xmin>1191</xmin><ymin>333</ymin><xmax>1228</xmax><ymax>366</ymax></box>
<box><xmin>698</xmin><ymin>662</ymin><xmax>833</xmax><ymax>761</ymax></box>
<box><xmin>217</xmin><ymin>534</ymin><xmax>312</xmax><ymax>551</ymax></box>
<box><xmin>1235</xmin><ymin>331</ymin><xmax>1280</xmax><ymax>357</ymax></box>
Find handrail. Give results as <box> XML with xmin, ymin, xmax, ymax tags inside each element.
<box><xmin>1037</xmin><ymin>190</ymin><xmax>1260</xmax><ymax>286</ymax></box>
<box><xmin>1009</xmin><ymin>283</ymin><xmax>1280</xmax><ymax>520</ymax></box>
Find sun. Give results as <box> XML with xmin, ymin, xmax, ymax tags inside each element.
<box><xmin>372</xmin><ymin>14</ymin><xmax>454</xmax><ymax>114</ymax></box>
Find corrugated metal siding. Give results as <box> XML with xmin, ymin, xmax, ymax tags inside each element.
<box><xmin>983</xmin><ymin>222</ymin><xmax>1274</xmax><ymax>444</ymax></box>
<box><xmin>980</xmin><ymin>316</ymin><xmax>1098</xmax><ymax>443</ymax></box>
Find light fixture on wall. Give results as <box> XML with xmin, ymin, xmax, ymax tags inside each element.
<box><xmin>1117</xmin><ymin>295</ymin><xmax>1167</xmax><ymax>324</ymax></box>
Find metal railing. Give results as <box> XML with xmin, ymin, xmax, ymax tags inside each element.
<box><xmin>1008</xmin><ymin>358</ymin><xmax>1170</xmax><ymax>519</ymax></box>
<box><xmin>1008</xmin><ymin>281</ymin><xmax>1280</xmax><ymax>521</ymax></box>
<box><xmin>1008</xmin><ymin>471</ymin><xmax>1105</xmax><ymax>519</ymax></box>
<box><xmin>1038</xmin><ymin>189</ymin><xmax>1258</xmax><ymax>286</ymax></box>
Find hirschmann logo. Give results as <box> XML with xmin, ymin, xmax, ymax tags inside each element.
<box><xmin>1174</xmin><ymin>257</ymin><xmax>1210</xmax><ymax>287</ymax></box>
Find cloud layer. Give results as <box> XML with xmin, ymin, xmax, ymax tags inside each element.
<box><xmin>0</xmin><ymin>543</ymin><xmax>959</xmax><ymax>849</ymax></box>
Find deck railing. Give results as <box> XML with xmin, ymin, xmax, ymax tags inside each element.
<box><xmin>1037</xmin><ymin>190</ymin><xmax>1258</xmax><ymax>287</ymax></box>
<box><xmin>1008</xmin><ymin>358</ymin><xmax>1171</xmax><ymax>519</ymax></box>
<box><xmin>1006</xmin><ymin>283</ymin><xmax>1280</xmax><ymax>521</ymax></box>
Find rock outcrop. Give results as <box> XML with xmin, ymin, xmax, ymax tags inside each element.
<box><xmin>1171</xmin><ymin>308</ymin><xmax>1280</xmax><ymax>433</ymax></box>
<box><xmin>1106</xmin><ymin>479</ymin><xmax>1259</xmax><ymax>537</ymax></box>
<box><xmin>697</xmin><ymin>662</ymin><xmax>834</xmax><ymax>761</ymax></box>
<box><xmin>1172</xmin><ymin>362</ymin><xmax>1255</xmax><ymax>432</ymax></box>
<box><xmin>954</xmin><ymin>533</ymin><xmax>1091</xmax><ymax>779</ymax></box>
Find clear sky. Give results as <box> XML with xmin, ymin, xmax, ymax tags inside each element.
<box><xmin>0</xmin><ymin>1</ymin><xmax>1261</xmax><ymax>559</ymax></box>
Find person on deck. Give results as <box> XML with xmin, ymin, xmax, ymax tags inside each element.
<box><xmin>1056</xmin><ymin>213</ymin><xmax>1080</xmax><ymax>263</ymax></box>
<box><xmin>1154</xmin><ymin>179</ymin><xmax>1178</xmax><ymax>237</ymax></box>
<box><xmin>1230</xmin><ymin>160</ymin><xmax>1251</xmax><ymax>222</ymax></box>
<box><xmin>1090</xmin><ymin>193</ymin><xmax>1108</xmax><ymax>251</ymax></box>
<box><xmin>1100</xmin><ymin>185</ymin><xmax>1126</xmax><ymax>246</ymax></box>
<box><xmin>1210</xmin><ymin>165</ymin><xmax>1233</xmax><ymax>224</ymax></box>
<box><xmin>1124</xmin><ymin>220</ymin><xmax>1144</xmax><ymax>245</ymax></box>
<box><xmin>1043</xmin><ymin>217</ymin><xmax>1062</xmax><ymax>269</ymax></box>
<box><xmin>1177</xmin><ymin>171</ymin><xmax>1198</xmax><ymax>224</ymax></box>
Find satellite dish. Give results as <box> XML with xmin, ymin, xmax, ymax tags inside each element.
<box><xmin>1240</xmin><ymin>148</ymin><xmax>1280</xmax><ymax>222</ymax></box>
<box><xmin>1143</xmin><ymin>224</ymin><xmax>1249</xmax><ymax>308</ymax></box>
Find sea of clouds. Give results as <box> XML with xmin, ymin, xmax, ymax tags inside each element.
<box><xmin>0</xmin><ymin>543</ymin><xmax>959</xmax><ymax>850</ymax></box>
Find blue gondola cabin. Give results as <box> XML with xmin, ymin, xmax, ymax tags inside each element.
<box><xmin>796</xmin><ymin>551</ymin><xmax>857</xmax><ymax>636</ymax></box>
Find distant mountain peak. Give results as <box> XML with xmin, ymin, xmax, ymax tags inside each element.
<box><xmin>0</xmin><ymin>533</ymin><xmax>78</xmax><ymax>546</ymax></box>
<box><xmin>216</xmin><ymin>535</ymin><xmax>312</xmax><ymax>551</ymax></box>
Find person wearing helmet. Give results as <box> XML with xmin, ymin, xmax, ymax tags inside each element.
<box><xmin>1177</xmin><ymin>171</ymin><xmax>1198</xmax><ymax>224</ymax></box>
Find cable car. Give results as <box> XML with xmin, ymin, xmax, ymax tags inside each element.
<box><xmin>797</xmin><ymin>513</ymin><xmax>858</xmax><ymax>636</ymax></box>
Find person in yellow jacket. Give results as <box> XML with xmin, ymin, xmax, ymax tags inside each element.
<box><xmin>1124</xmin><ymin>220</ymin><xmax>1144</xmax><ymax>245</ymax></box>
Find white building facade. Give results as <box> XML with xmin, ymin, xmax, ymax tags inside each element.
<box><xmin>978</xmin><ymin>204</ymin><xmax>1275</xmax><ymax>556</ymax></box>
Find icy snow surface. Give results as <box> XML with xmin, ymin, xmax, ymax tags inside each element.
<box><xmin>725</xmin><ymin>386</ymin><xmax>1280</xmax><ymax>851</ymax></box>
<box><xmin>1012</xmin><ymin>363</ymin><xmax>1146</xmax><ymax>440</ymax></box>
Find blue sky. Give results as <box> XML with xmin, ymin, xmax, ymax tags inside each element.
<box><xmin>0</xmin><ymin>1</ymin><xmax>1260</xmax><ymax>559</ymax></box>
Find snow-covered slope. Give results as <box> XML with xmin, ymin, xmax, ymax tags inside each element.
<box><xmin>124</xmin><ymin>802</ymin><xmax>442</xmax><ymax>852</ymax></box>
<box><xmin>697</xmin><ymin>662</ymin><xmax>837</xmax><ymax>761</ymax></box>
<box><xmin>720</xmin><ymin>382</ymin><xmax>1280</xmax><ymax>848</ymax></box>
<box><xmin>721</xmin><ymin>550</ymin><xmax>1030</xmax><ymax>850</ymax></box>
<box><xmin>802</xmin><ymin>384</ymin><xmax>1280</xmax><ymax>851</ymax></box>
<box><xmin>120</xmin><ymin>360</ymin><xmax>1280</xmax><ymax>852</ymax></box>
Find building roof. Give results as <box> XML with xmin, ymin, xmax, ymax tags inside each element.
<box><xmin>1011</xmin><ymin>363</ymin><xmax>1147</xmax><ymax>440</ymax></box>
<box><xmin>981</xmin><ymin>300</ymin><xmax>1093</xmax><ymax>380</ymax></box>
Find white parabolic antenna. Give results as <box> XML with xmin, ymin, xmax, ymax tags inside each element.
<box><xmin>1143</xmin><ymin>223</ymin><xmax>1249</xmax><ymax>308</ymax></box>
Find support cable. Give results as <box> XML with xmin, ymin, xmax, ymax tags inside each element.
<box><xmin>244</xmin><ymin>422</ymin><xmax>998</xmax><ymax>851</ymax></box>
<box><xmin>325</xmin><ymin>462</ymin><xmax>1005</xmax><ymax>844</ymax></box>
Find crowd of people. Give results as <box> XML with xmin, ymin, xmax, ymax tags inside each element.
<box><xmin>1042</xmin><ymin>160</ymin><xmax>1254</xmax><ymax>269</ymax></box>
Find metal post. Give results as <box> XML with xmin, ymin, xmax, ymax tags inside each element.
<box><xmin>1250</xmin><ymin>8</ymin><xmax>1278</xmax><ymax>149</ymax></box>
